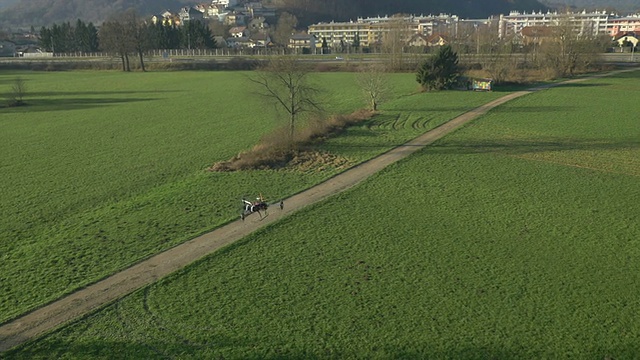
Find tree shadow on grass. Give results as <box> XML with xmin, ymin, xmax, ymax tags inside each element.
<box><xmin>553</xmin><ymin>82</ymin><xmax>610</xmax><ymax>89</ymax></box>
<box><xmin>384</xmin><ymin>105</ymin><xmax>486</xmax><ymax>113</ymax></box>
<box><xmin>1</xmin><ymin>97</ymin><xmax>159</xmax><ymax>113</ymax></box>
<box><xmin>606</xmin><ymin>71</ymin><xmax>640</xmax><ymax>80</ymax></box>
<box><xmin>430</xmin><ymin>137</ymin><xmax>640</xmax><ymax>156</ymax></box>
<box><xmin>488</xmin><ymin>105</ymin><xmax>576</xmax><ymax>113</ymax></box>
<box><xmin>321</xmin><ymin>137</ymin><xmax>640</xmax><ymax>159</ymax></box>
<box><xmin>26</xmin><ymin>90</ymin><xmax>181</xmax><ymax>97</ymax></box>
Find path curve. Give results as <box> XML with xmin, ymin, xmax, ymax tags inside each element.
<box><xmin>0</xmin><ymin>69</ymin><xmax>635</xmax><ymax>352</ymax></box>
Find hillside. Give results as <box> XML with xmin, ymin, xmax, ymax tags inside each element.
<box><xmin>271</xmin><ymin>0</ymin><xmax>548</xmax><ymax>26</ymax></box>
<box><xmin>1</xmin><ymin>0</ymin><xmax>549</xmax><ymax>29</ymax></box>
<box><xmin>543</xmin><ymin>0</ymin><xmax>640</xmax><ymax>13</ymax></box>
<box><xmin>0</xmin><ymin>0</ymin><xmax>190</xmax><ymax>28</ymax></box>
<box><xmin>0</xmin><ymin>0</ymin><xmax>18</xmax><ymax>10</ymax></box>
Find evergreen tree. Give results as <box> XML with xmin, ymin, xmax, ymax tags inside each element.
<box><xmin>58</xmin><ymin>22</ymin><xmax>74</xmax><ymax>52</ymax></box>
<box><xmin>165</xmin><ymin>24</ymin><xmax>181</xmax><ymax>49</ymax></box>
<box><xmin>74</xmin><ymin>19</ymin><xmax>90</xmax><ymax>52</ymax></box>
<box><xmin>86</xmin><ymin>22</ymin><xmax>100</xmax><ymax>52</ymax></box>
<box><xmin>416</xmin><ymin>45</ymin><xmax>459</xmax><ymax>91</ymax></box>
<box><xmin>39</xmin><ymin>26</ymin><xmax>52</xmax><ymax>51</ymax></box>
<box><xmin>353</xmin><ymin>31</ymin><xmax>360</xmax><ymax>51</ymax></box>
<box><xmin>180</xmin><ymin>20</ymin><xmax>216</xmax><ymax>49</ymax></box>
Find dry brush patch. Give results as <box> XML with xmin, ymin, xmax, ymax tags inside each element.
<box><xmin>464</xmin><ymin>63</ymin><xmax>617</xmax><ymax>85</ymax></box>
<box><xmin>209</xmin><ymin>109</ymin><xmax>375</xmax><ymax>172</ymax></box>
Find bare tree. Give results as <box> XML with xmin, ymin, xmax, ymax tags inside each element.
<box><xmin>122</xmin><ymin>9</ymin><xmax>149</xmax><ymax>72</ymax></box>
<box><xmin>480</xmin><ymin>28</ymin><xmax>518</xmax><ymax>84</ymax></box>
<box><xmin>7</xmin><ymin>77</ymin><xmax>27</xmax><ymax>107</ymax></box>
<box><xmin>538</xmin><ymin>12</ymin><xmax>602</xmax><ymax>77</ymax></box>
<box><xmin>99</xmin><ymin>18</ymin><xmax>133</xmax><ymax>71</ymax></box>
<box><xmin>209</xmin><ymin>19</ymin><xmax>230</xmax><ymax>37</ymax></box>
<box><xmin>249</xmin><ymin>57</ymin><xmax>321</xmax><ymax>140</ymax></box>
<box><xmin>356</xmin><ymin>64</ymin><xmax>389</xmax><ymax>111</ymax></box>
<box><xmin>272</xmin><ymin>12</ymin><xmax>298</xmax><ymax>47</ymax></box>
<box><xmin>382</xmin><ymin>15</ymin><xmax>411</xmax><ymax>71</ymax></box>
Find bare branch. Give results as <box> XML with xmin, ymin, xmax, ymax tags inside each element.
<box><xmin>356</xmin><ymin>64</ymin><xmax>390</xmax><ymax>111</ymax></box>
<box><xmin>249</xmin><ymin>57</ymin><xmax>322</xmax><ymax>140</ymax></box>
<box><xmin>7</xmin><ymin>77</ymin><xmax>27</xmax><ymax>107</ymax></box>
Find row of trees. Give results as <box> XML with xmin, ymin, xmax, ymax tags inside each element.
<box><xmin>39</xmin><ymin>10</ymin><xmax>216</xmax><ymax>71</ymax></box>
<box><xmin>374</xmin><ymin>13</ymin><xmax>611</xmax><ymax>78</ymax></box>
<box><xmin>101</xmin><ymin>12</ymin><xmax>216</xmax><ymax>72</ymax></box>
<box><xmin>449</xmin><ymin>16</ymin><xmax>610</xmax><ymax>80</ymax></box>
<box><xmin>252</xmin><ymin>50</ymin><xmax>452</xmax><ymax>143</ymax></box>
<box><xmin>39</xmin><ymin>20</ymin><xmax>100</xmax><ymax>53</ymax></box>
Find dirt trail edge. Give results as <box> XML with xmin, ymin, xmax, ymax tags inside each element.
<box><xmin>0</xmin><ymin>69</ymin><xmax>634</xmax><ymax>352</ymax></box>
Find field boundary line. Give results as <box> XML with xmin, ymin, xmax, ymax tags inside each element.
<box><xmin>507</xmin><ymin>154</ymin><xmax>640</xmax><ymax>178</ymax></box>
<box><xmin>1</xmin><ymin>67</ymin><xmax>638</xmax><ymax>353</ymax></box>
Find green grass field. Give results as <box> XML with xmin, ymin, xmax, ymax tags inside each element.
<box><xmin>0</xmin><ymin>70</ymin><xmax>505</xmax><ymax>325</ymax></box>
<box><xmin>6</xmin><ymin>70</ymin><xmax>640</xmax><ymax>358</ymax></box>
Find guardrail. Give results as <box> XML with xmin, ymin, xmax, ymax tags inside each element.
<box><xmin>3</xmin><ymin>51</ymin><xmax>638</xmax><ymax>65</ymax></box>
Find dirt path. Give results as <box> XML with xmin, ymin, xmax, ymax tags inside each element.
<box><xmin>0</xmin><ymin>69</ymin><xmax>635</xmax><ymax>352</ymax></box>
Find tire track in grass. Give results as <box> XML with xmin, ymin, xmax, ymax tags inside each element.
<box><xmin>1</xmin><ymin>68</ymin><xmax>638</xmax><ymax>353</ymax></box>
<box><xmin>507</xmin><ymin>154</ymin><xmax>640</xmax><ymax>178</ymax></box>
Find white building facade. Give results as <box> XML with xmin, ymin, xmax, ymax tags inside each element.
<box><xmin>211</xmin><ymin>0</ymin><xmax>238</xmax><ymax>8</ymax></box>
<box><xmin>498</xmin><ymin>10</ymin><xmax>613</xmax><ymax>39</ymax></box>
<box><xmin>308</xmin><ymin>14</ymin><xmax>460</xmax><ymax>48</ymax></box>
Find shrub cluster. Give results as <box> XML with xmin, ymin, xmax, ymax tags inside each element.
<box><xmin>209</xmin><ymin>109</ymin><xmax>374</xmax><ymax>172</ymax></box>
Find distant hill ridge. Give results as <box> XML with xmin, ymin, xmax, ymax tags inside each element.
<box><xmin>541</xmin><ymin>0</ymin><xmax>639</xmax><ymax>13</ymax></box>
<box><xmin>0</xmin><ymin>0</ymin><xmax>191</xmax><ymax>28</ymax></box>
<box><xmin>1</xmin><ymin>0</ymin><xmax>551</xmax><ymax>28</ymax></box>
<box><xmin>3</xmin><ymin>0</ymin><xmax>635</xmax><ymax>29</ymax></box>
<box><xmin>2</xmin><ymin>0</ymin><xmax>634</xmax><ymax>30</ymax></box>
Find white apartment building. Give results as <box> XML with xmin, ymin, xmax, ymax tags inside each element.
<box><xmin>498</xmin><ymin>10</ymin><xmax>611</xmax><ymax>38</ymax></box>
<box><xmin>211</xmin><ymin>0</ymin><xmax>238</xmax><ymax>8</ymax></box>
<box><xmin>308</xmin><ymin>11</ymin><xmax>640</xmax><ymax>48</ymax></box>
<box><xmin>308</xmin><ymin>14</ymin><xmax>459</xmax><ymax>48</ymax></box>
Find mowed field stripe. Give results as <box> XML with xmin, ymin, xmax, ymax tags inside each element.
<box><xmin>1</xmin><ymin>68</ymin><xmax>636</xmax><ymax>353</ymax></box>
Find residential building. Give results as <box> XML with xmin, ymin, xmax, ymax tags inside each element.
<box><xmin>613</xmin><ymin>32</ymin><xmax>639</xmax><ymax>51</ymax></box>
<box><xmin>520</xmin><ymin>26</ymin><xmax>555</xmax><ymax>46</ymax></box>
<box><xmin>250</xmin><ymin>33</ymin><xmax>271</xmax><ymax>47</ymax></box>
<box><xmin>498</xmin><ymin>10</ymin><xmax>611</xmax><ymax>39</ymax></box>
<box><xmin>608</xmin><ymin>16</ymin><xmax>640</xmax><ymax>36</ymax></box>
<box><xmin>207</xmin><ymin>5</ymin><xmax>222</xmax><ymax>17</ymax></box>
<box><xmin>230</xmin><ymin>26</ymin><xmax>248</xmax><ymax>37</ymax></box>
<box><xmin>288</xmin><ymin>34</ymin><xmax>317</xmax><ymax>51</ymax></box>
<box><xmin>226</xmin><ymin>36</ymin><xmax>255</xmax><ymax>48</ymax></box>
<box><xmin>309</xmin><ymin>11</ymin><xmax>640</xmax><ymax>49</ymax></box>
<box><xmin>179</xmin><ymin>7</ymin><xmax>204</xmax><ymax>23</ymax></box>
<box><xmin>308</xmin><ymin>14</ymin><xmax>460</xmax><ymax>49</ymax></box>
<box><xmin>225</xmin><ymin>11</ymin><xmax>247</xmax><ymax>26</ymax></box>
<box><xmin>212</xmin><ymin>0</ymin><xmax>238</xmax><ymax>8</ymax></box>
<box><xmin>249</xmin><ymin>17</ymin><xmax>269</xmax><ymax>32</ymax></box>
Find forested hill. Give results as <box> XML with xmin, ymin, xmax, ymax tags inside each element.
<box><xmin>0</xmin><ymin>0</ymin><xmax>550</xmax><ymax>29</ymax></box>
<box><xmin>0</xmin><ymin>0</ymin><xmax>191</xmax><ymax>28</ymax></box>
<box><xmin>542</xmin><ymin>0</ymin><xmax>639</xmax><ymax>13</ymax></box>
<box><xmin>0</xmin><ymin>0</ymin><xmax>18</xmax><ymax>10</ymax></box>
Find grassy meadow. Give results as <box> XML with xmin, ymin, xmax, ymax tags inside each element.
<box><xmin>6</xmin><ymin>70</ymin><xmax>640</xmax><ymax>358</ymax></box>
<box><xmin>0</xmin><ymin>69</ymin><xmax>505</xmax><ymax>325</ymax></box>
